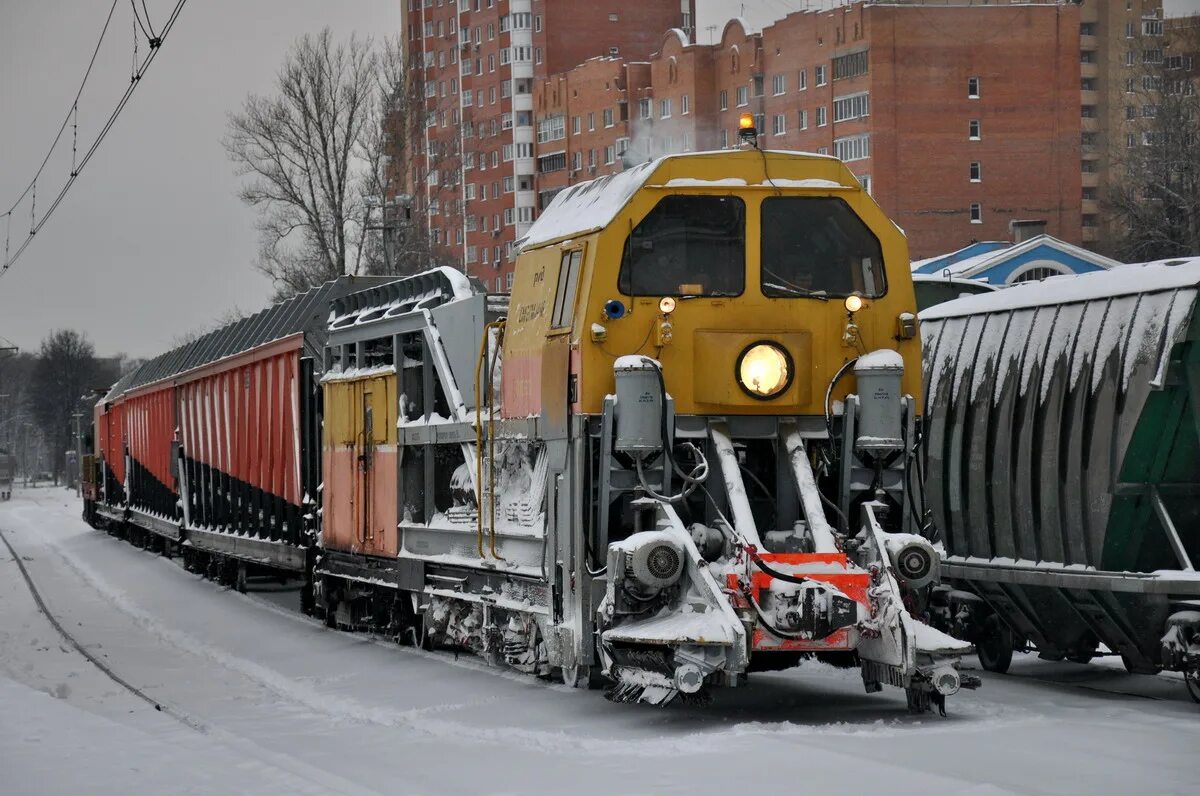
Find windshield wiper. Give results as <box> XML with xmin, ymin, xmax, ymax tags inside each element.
<box><xmin>763</xmin><ymin>281</ymin><xmax>828</xmax><ymax>301</ymax></box>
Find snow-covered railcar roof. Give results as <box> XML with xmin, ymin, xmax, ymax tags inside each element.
<box><xmin>101</xmin><ymin>275</ymin><xmax>393</xmax><ymax>403</ymax></box>
<box><xmin>517</xmin><ymin>150</ymin><xmax>843</xmax><ymax>251</ymax></box>
<box><xmin>921</xmin><ymin>257</ymin><xmax>1200</xmax><ymax>320</ymax></box>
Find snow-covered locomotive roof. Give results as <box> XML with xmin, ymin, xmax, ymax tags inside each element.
<box><xmin>920</xmin><ymin>257</ymin><xmax>1200</xmax><ymax>320</ymax></box>
<box><xmin>517</xmin><ymin>149</ymin><xmax>846</xmax><ymax>251</ymax></box>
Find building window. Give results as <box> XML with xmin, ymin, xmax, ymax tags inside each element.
<box><xmin>1082</xmin><ymin>214</ymin><xmax>1097</xmax><ymax>228</ymax></box>
<box><xmin>857</xmin><ymin>174</ymin><xmax>872</xmax><ymax>195</ymax></box>
<box><xmin>1143</xmin><ymin>19</ymin><xmax>1163</xmax><ymax>37</ymax></box>
<box><xmin>1082</xmin><ymin>78</ymin><xmax>1096</xmax><ymax>91</ymax></box>
<box><xmin>967</xmin><ymin>77</ymin><xmax>980</xmax><ymax>99</ymax></box>
<box><xmin>1080</xmin><ymin>22</ymin><xmax>1095</xmax><ymax>36</ymax></box>
<box><xmin>832</xmin><ymin>50</ymin><xmax>868</xmax><ymax>80</ymax></box>
<box><xmin>752</xmin><ymin>74</ymin><xmax>764</xmax><ymax>97</ymax></box>
<box><xmin>537</xmin><ymin>152</ymin><xmax>567</xmax><ymax>173</ymax></box>
<box><xmin>969</xmin><ymin>119</ymin><xmax>980</xmax><ymax>140</ymax></box>
<box><xmin>832</xmin><ymin>92</ymin><xmax>869</xmax><ymax>122</ymax></box>
<box><xmin>720</xmin><ymin>129</ymin><xmax>729</xmax><ymax>148</ymax></box>
<box><xmin>660</xmin><ymin>98</ymin><xmax>672</xmax><ymax>119</ymax></box>
<box><xmin>816</xmin><ymin>106</ymin><xmax>827</xmax><ymax>127</ymax></box>
<box><xmin>815</xmin><ymin>65</ymin><xmax>827</xmax><ymax>86</ymax></box>
<box><xmin>603</xmin><ymin>108</ymin><xmax>614</xmax><ymax>127</ymax></box>
<box><xmin>639</xmin><ymin>98</ymin><xmax>651</xmax><ymax>119</ymax></box>
<box><xmin>834</xmin><ymin>133</ymin><xmax>869</xmax><ymax>162</ymax></box>
<box><xmin>1081</xmin><ymin>105</ymin><xmax>1096</xmax><ymax>118</ymax></box>
<box><xmin>798</xmin><ymin>109</ymin><xmax>808</xmax><ymax>130</ymax></box>
<box><xmin>1081</xmin><ymin>50</ymin><xmax>1096</xmax><ymax>65</ymax></box>
<box><xmin>681</xmin><ymin>94</ymin><xmax>690</xmax><ymax>115</ymax></box>
<box><xmin>1013</xmin><ymin>267</ymin><xmax>1061</xmax><ymax>283</ymax></box>
<box><xmin>798</xmin><ymin>69</ymin><xmax>807</xmax><ymax>91</ymax></box>
<box><xmin>773</xmin><ymin>114</ymin><xmax>786</xmax><ymax>135</ymax></box>
<box><xmin>969</xmin><ymin>161</ymin><xmax>981</xmax><ymax>182</ymax></box>
<box><xmin>719</xmin><ymin>90</ymin><xmax>728</xmax><ymax>111</ymax></box>
<box><xmin>1125</xmin><ymin>22</ymin><xmax>1135</xmax><ymax>38</ymax></box>
<box><xmin>970</xmin><ymin>203</ymin><xmax>982</xmax><ymax>224</ymax></box>
<box><xmin>1144</xmin><ymin>49</ymin><xmax>1163</xmax><ymax>64</ymax></box>
<box><xmin>572</xmin><ymin>116</ymin><xmax>581</xmax><ymax>135</ymax></box>
<box><xmin>537</xmin><ymin>114</ymin><xmax>566</xmax><ymax>144</ymax></box>
<box><xmin>772</xmin><ymin>74</ymin><xmax>786</xmax><ymax>95</ymax></box>
<box><xmin>605</xmin><ymin>145</ymin><xmax>615</xmax><ymax>165</ymax></box>
<box><xmin>1125</xmin><ymin>51</ymin><xmax>1136</xmax><ymax>67</ymax></box>
<box><xmin>1082</xmin><ymin>187</ymin><xmax>1097</xmax><ymax>201</ymax></box>
<box><xmin>736</xmin><ymin>86</ymin><xmax>748</xmax><ymax>106</ymax></box>
<box><xmin>588</xmin><ymin>112</ymin><xmax>595</xmax><ymax>131</ymax></box>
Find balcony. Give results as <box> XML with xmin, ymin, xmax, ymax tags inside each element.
<box><xmin>1079</xmin><ymin>34</ymin><xmax>1098</xmax><ymax>51</ymax></box>
<box><xmin>1080</xmin><ymin>62</ymin><xmax>1099</xmax><ymax>79</ymax></box>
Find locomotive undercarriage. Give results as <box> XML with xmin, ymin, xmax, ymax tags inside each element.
<box><xmin>309</xmin><ymin>363</ymin><xmax>977</xmax><ymax>712</ymax></box>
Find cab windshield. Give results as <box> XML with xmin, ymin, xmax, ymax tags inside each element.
<box><xmin>760</xmin><ymin>196</ymin><xmax>886</xmax><ymax>298</ymax></box>
<box><xmin>618</xmin><ymin>195</ymin><xmax>745</xmax><ymax>297</ymax></box>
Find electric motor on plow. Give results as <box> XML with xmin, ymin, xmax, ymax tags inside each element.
<box><xmin>921</xmin><ymin>257</ymin><xmax>1200</xmax><ymax>703</ymax></box>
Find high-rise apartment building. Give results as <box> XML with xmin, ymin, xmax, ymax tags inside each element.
<box><xmin>538</xmin><ymin>2</ymin><xmax>1083</xmax><ymax>260</ymax></box>
<box><xmin>401</xmin><ymin>0</ymin><xmax>696</xmax><ymax>292</ymax></box>
<box><xmin>1078</xmin><ymin>0</ymin><xmax>1167</xmax><ymax>250</ymax></box>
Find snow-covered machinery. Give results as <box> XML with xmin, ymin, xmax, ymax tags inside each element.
<box><xmin>921</xmin><ymin>258</ymin><xmax>1200</xmax><ymax>702</ymax></box>
<box><xmin>314</xmin><ymin>150</ymin><xmax>975</xmax><ymax>712</ymax></box>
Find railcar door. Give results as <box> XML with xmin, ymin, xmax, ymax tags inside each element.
<box><xmin>353</xmin><ymin>379</ymin><xmax>398</xmax><ymax>558</ymax></box>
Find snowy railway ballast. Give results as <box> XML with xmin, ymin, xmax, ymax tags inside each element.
<box><xmin>83</xmin><ymin>148</ymin><xmax>976</xmax><ymax>712</ymax></box>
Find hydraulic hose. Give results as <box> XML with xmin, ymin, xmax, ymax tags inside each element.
<box><xmin>632</xmin><ymin>357</ymin><xmax>710</xmax><ymax>503</ymax></box>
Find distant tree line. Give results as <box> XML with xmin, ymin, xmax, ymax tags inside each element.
<box><xmin>0</xmin><ymin>330</ymin><xmax>125</xmax><ymax>483</ymax></box>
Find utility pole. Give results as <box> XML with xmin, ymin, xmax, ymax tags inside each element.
<box><xmin>72</xmin><ymin>411</ymin><xmax>83</xmax><ymax>497</ymax></box>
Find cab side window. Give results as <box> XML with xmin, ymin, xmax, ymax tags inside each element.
<box><xmin>551</xmin><ymin>249</ymin><xmax>583</xmax><ymax>329</ymax></box>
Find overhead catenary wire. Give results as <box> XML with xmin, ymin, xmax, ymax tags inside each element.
<box><xmin>1</xmin><ymin>0</ymin><xmax>121</xmax><ymax>219</ymax></box>
<box><xmin>0</xmin><ymin>0</ymin><xmax>190</xmax><ymax>279</ymax></box>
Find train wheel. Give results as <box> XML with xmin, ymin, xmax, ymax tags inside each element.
<box><xmin>977</xmin><ymin>614</ymin><xmax>1014</xmax><ymax>674</ymax></box>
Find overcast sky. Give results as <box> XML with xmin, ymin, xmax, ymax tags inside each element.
<box><xmin>2</xmin><ymin>0</ymin><xmax>1199</xmax><ymax>359</ymax></box>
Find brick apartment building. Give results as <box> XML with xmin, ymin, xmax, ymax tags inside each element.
<box><xmin>536</xmin><ymin>1</ymin><xmax>1085</xmax><ymax>261</ymax></box>
<box><xmin>1077</xmin><ymin>0</ymin><xmax>1171</xmax><ymax>250</ymax></box>
<box><xmin>400</xmin><ymin>0</ymin><xmax>696</xmax><ymax>293</ymax></box>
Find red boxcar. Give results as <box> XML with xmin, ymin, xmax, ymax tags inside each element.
<box><xmin>88</xmin><ymin>277</ymin><xmax>387</xmax><ymax>577</ymax></box>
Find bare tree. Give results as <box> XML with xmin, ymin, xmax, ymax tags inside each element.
<box><xmin>30</xmin><ymin>331</ymin><xmax>99</xmax><ymax>482</ymax></box>
<box><xmin>1104</xmin><ymin>23</ymin><xmax>1200</xmax><ymax>262</ymax></box>
<box><xmin>227</xmin><ymin>29</ymin><xmax>442</xmax><ymax>295</ymax></box>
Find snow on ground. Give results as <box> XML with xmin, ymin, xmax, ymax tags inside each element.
<box><xmin>1</xmin><ymin>488</ymin><xmax>1196</xmax><ymax>795</ymax></box>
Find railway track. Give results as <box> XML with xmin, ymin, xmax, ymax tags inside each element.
<box><xmin>0</xmin><ymin>524</ymin><xmax>207</xmax><ymax>734</ymax></box>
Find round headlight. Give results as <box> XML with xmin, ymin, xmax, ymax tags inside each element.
<box><xmin>736</xmin><ymin>342</ymin><xmax>793</xmax><ymax>400</ymax></box>
<box><xmin>658</xmin><ymin>296</ymin><xmax>677</xmax><ymax>314</ymax></box>
<box><xmin>844</xmin><ymin>294</ymin><xmax>865</xmax><ymax>313</ymax></box>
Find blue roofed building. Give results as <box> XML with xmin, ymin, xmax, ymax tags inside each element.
<box><xmin>910</xmin><ymin>225</ymin><xmax>1122</xmax><ymax>287</ymax></box>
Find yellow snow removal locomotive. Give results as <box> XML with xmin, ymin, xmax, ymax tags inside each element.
<box><xmin>314</xmin><ymin>149</ymin><xmax>975</xmax><ymax>711</ymax></box>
